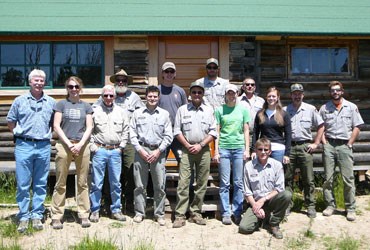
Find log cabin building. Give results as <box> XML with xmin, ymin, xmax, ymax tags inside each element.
<box><xmin>0</xmin><ymin>1</ymin><xmax>369</xmax><ymax>183</ymax></box>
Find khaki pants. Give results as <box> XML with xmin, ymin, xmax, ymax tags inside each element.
<box><xmin>51</xmin><ymin>141</ymin><xmax>90</xmax><ymax>219</ymax></box>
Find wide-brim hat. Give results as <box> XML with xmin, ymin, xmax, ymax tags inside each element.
<box><xmin>109</xmin><ymin>69</ymin><xmax>133</xmax><ymax>84</ymax></box>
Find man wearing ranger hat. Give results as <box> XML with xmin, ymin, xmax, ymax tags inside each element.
<box><xmin>284</xmin><ymin>83</ymin><xmax>324</xmax><ymax>218</ymax></box>
<box><xmin>172</xmin><ymin>81</ymin><xmax>217</xmax><ymax>228</ymax></box>
<box><xmin>196</xmin><ymin>58</ymin><xmax>229</xmax><ymax>111</ymax></box>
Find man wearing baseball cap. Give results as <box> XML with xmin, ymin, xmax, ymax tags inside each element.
<box><xmin>283</xmin><ymin>83</ymin><xmax>324</xmax><ymax>218</ymax></box>
<box><xmin>196</xmin><ymin>58</ymin><xmax>229</xmax><ymax>111</ymax></box>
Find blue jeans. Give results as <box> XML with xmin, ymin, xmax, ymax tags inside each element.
<box><xmin>271</xmin><ymin>150</ymin><xmax>285</xmax><ymax>163</ymax></box>
<box><xmin>15</xmin><ymin>138</ymin><xmax>51</xmax><ymax>221</ymax></box>
<box><xmin>218</xmin><ymin>148</ymin><xmax>244</xmax><ymax>218</ymax></box>
<box><xmin>90</xmin><ymin>148</ymin><xmax>122</xmax><ymax>214</ymax></box>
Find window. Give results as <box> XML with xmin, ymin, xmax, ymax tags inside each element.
<box><xmin>0</xmin><ymin>42</ymin><xmax>103</xmax><ymax>88</ymax></box>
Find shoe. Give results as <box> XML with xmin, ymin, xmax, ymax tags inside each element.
<box><xmin>233</xmin><ymin>216</ymin><xmax>241</xmax><ymax>225</ymax></box>
<box><xmin>32</xmin><ymin>219</ymin><xmax>43</xmax><ymax>230</ymax></box>
<box><xmin>270</xmin><ymin>226</ymin><xmax>283</xmax><ymax>239</ymax></box>
<box><xmin>323</xmin><ymin>206</ymin><xmax>335</xmax><ymax>217</ymax></box>
<box><xmin>172</xmin><ymin>217</ymin><xmax>186</xmax><ymax>228</ymax></box>
<box><xmin>222</xmin><ymin>216</ymin><xmax>232</xmax><ymax>225</ymax></box>
<box><xmin>90</xmin><ymin>212</ymin><xmax>99</xmax><ymax>223</ymax></box>
<box><xmin>112</xmin><ymin>212</ymin><xmax>126</xmax><ymax>222</ymax></box>
<box><xmin>156</xmin><ymin>217</ymin><xmax>166</xmax><ymax>226</ymax></box>
<box><xmin>188</xmin><ymin>214</ymin><xmax>206</xmax><ymax>225</ymax></box>
<box><xmin>346</xmin><ymin>211</ymin><xmax>356</xmax><ymax>221</ymax></box>
<box><xmin>81</xmin><ymin>218</ymin><xmax>91</xmax><ymax>228</ymax></box>
<box><xmin>52</xmin><ymin>219</ymin><xmax>63</xmax><ymax>230</ymax></box>
<box><xmin>17</xmin><ymin>220</ymin><xmax>29</xmax><ymax>233</ymax></box>
<box><xmin>307</xmin><ymin>208</ymin><xmax>317</xmax><ymax>218</ymax></box>
<box><xmin>133</xmin><ymin>214</ymin><xmax>144</xmax><ymax>223</ymax></box>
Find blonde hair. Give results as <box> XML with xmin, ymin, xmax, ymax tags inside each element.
<box><xmin>65</xmin><ymin>76</ymin><xmax>83</xmax><ymax>97</ymax></box>
<box><xmin>257</xmin><ymin>86</ymin><xmax>285</xmax><ymax>126</ymax></box>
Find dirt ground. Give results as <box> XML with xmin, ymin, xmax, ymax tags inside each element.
<box><xmin>1</xmin><ymin>195</ymin><xmax>370</xmax><ymax>250</ymax></box>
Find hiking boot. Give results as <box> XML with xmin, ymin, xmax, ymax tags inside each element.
<box><xmin>156</xmin><ymin>217</ymin><xmax>166</xmax><ymax>226</ymax></box>
<box><xmin>172</xmin><ymin>217</ymin><xmax>186</xmax><ymax>228</ymax></box>
<box><xmin>188</xmin><ymin>214</ymin><xmax>206</xmax><ymax>225</ymax></box>
<box><xmin>17</xmin><ymin>220</ymin><xmax>29</xmax><ymax>233</ymax></box>
<box><xmin>90</xmin><ymin>212</ymin><xmax>99</xmax><ymax>223</ymax></box>
<box><xmin>270</xmin><ymin>226</ymin><xmax>283</xmax><ymax>239</ymax></box>
<box><xmin>322</xmin><ymin>206</ymin><xmax>335</xmax><ymax>217</ymax></box>
<box><xmin>32</xmin><ymin>219</ymin><xmax>43</xmax><ymax>230</ymax></box>
<box><xmin>346</xmin><ymin>211</ymin><xmax>356</xmax><ymax>221</ymax></box>
<box><xmin>52</xmin><ymin>219</ymin><xmax>63</xmax><ymax>230</ymax></box>
<box><xmin>307</xmin><ymin>207</ymin><xmax>317</xmax><ymax>218</ymax></box>
<box><xmin>81</xmin><ymin>218</ymin><xmax>91</xmax><ymax>228</ymax></box>
<box><xmin>222</xmin><ymin>216</ymin><xmax>232</xmax><ymax>225</ymax></box>
<box><xmin>112</xmin><ymin>212</ymin><xmax>126</xmax><ymax>222</ymax></box>
<box><xmin>133</xmin><ymin>214</ymin><xmax>144</xmax><ymax>223</ymax></box>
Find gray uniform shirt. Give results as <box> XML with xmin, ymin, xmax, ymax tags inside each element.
<box><xmin>174</xmin><ymin>102</ymin><xmax>217</xmax><ymax>144</ymax></box>
<box><xmin>196</xmin><ymin>76</ymin><xmax>229</xmax><ymax>111</ymax></box>
<box><xmin>238</xmin><ymin>93</ymin><xmax>265</xmax><ymax>132</ymax></box>
<box><xmin>130</xmin><ymin>106</ymin><xmax>173</xmax><ymax>153</ymax></box>
<box><xmin>319</xmin><ymin>98</ymin><xmax>364</xmax><ymax>140</ymax></box>
<box><xmin>243</xmin><ymin>158</ymin><xmax>285</xmax><ymax>201</ymax></box>
<box><xmin>284</xmin><ymin>102</ymin><xmax>324</xmax><ymax>141</ymax></box>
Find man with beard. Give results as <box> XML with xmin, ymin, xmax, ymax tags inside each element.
<box><xmin>284</xmin><ymin>83</ymin><xmax>324</xmax><ymax>218</ymax></box>
<box><xmin>319</xmin><ymin>81</ymin><xmax>364</xmax><ymax>221</ymax></box>
<box><xmin>196</xmin><ymin>58</ymin><xmax>229</xmax><ymax>111</ymax></box>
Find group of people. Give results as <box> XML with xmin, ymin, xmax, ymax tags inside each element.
<box><xmin>7</xmin><ymin>57</ymin><xmax>364</xmax><ymax>240</ymax></box>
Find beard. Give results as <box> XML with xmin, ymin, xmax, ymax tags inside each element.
<box><xmin>115</xmin><ymin>85</ymin><xmax>128</xmax><ymax>95</ymax></box>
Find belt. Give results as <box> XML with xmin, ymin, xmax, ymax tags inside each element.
<box><xmin>16</xmin><ymin>136</ymin><xmax>50</xmax><ymax>142</ymax></box>
<box><xmin>327</xmin><ymin>138</ymin><xmax>348</xmax><ymax>145</ymax></box>
<box><xmin>139</xmin><ymin>141</ymin><xmax>159</xmax><ymax>150</ymax></box>
<box><xmin>291</xmin><ymin>140</ymin><xmax>310</xmax><ymax>146</ymax></box>
<box><xmin>70</xmin><ymin>140</ymin><xmax>80</xmax><ymax>144</ymax></box>
<box><xmin>95</xmin><ymin>142</ymin><xmax>120</xmax><ymax>150</ymax></box>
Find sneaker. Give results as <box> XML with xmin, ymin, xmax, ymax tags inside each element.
<box><xmin>17</xmin><ymin>220</ymin><xmax>29</xmax><ymax>233</ymax></box>
<box><xmin>156</xmin><ymin>217</ymin><xmax>166</xmax><ymax>226</ymax></box>
<box><xmin>112</xmin><ymin>212</ymin><xmax>126</xmax><ymax>222</ymax></box>
<box><xmin>233</xmin><ymin>216</ymin><xmax>242</xmax><ymax>225</ymax></box>
<box><xmin>52</xmin><ymin>219</ymin><xmax>63</xmax><ymax>230</ymax></box>
<box><xmin>133</xmin><ymin>214</ymin><xmax>144</xmax><ymax>223</ymax></box>
<box><xmin>222</xmin><ymin>216</ymin><xmax>232</xmax><ymax>225</ymax></box>
<box><xmin>346</xmin><ymin>211</ymin><xmax>356</xmax><ymax>221</ymax></box>
<box><xmin>270</xmin><ymin>226</ymin><xmax>283</xmax><ymax>239</ymax></box>
<box><xmin>188</xmin><ymin>214</ymin><xmax>206</xmax><ymax>225</ymax></box>
<box><xmin>81</xmin><ymin>218</ymin><xmax>91</xmax><ymax>228</ymax></box>
<box><xmin>172</xmin><ymin>217</ymin><xmax>186</xmax><ymax>228</ymax></box>
<box><xmin>32</xmin><ymin>219</ymin><xmax>43</xmax><ymax>230</ymax></box>
<box><xmin>322</xmin><ymin>206</ymin><xmax>335</xmax><ymax>217</ymax></box>
<box><xmin>307</xmin><ymin>207</ymin><xmax>317</xmax><ymax>218</ymax></box>
<box><xmin>90</xmin><ymin>212</ymin><xmax>99</xmax><ymax>223</ymax></box>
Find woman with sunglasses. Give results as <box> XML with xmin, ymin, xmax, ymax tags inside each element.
<box><xmin>51</xmin><ymin>76</ymin><xmax>93</xmax><ymax>229</ymax></box>
<box><xmin>252</xmin><ymin>86</ymin><xmax>291</xmax><ymax>164</ymax></box>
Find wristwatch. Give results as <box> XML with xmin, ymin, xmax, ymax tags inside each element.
<box><xmin>347</xmin><ymin>144</ymin><xmax>353</xmax><ymax>149</ymax></box>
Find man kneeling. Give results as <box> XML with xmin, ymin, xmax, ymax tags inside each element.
<box><xmin>239</xmin><ymin>138</ymin><xmax>291</xmax><ymax>239</ymax></box>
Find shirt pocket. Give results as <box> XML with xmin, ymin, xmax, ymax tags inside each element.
<box><xmin>323</xmin><ymin>113</ymin><xmax>336</xmax><ymax>126</ymax></box>
<box><xmin>112</xmin><ymin>119</ymin><xmax>123</xmax><ymax>132</ymax></box>
<box><xmin>182</xmin><ymin>119</ymin><xmax>192</xmax><ymax>132</ymax></box>
<box><xmin>300</xmin><ymin>118</ymin><xmax>312</xmax><ymax>129</ymax></box>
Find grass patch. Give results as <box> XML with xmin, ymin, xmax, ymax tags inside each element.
<box><xmin>0</xmin><ymin>240</ymin><xmax>22</xmax><ymax>250</ymax></box>
<box><xmin>69</xmin><ymin>236</ymin><xmax>118</xmax><ymax>250</ymax></box>
<box><xmin>285</xmin><ymin>235</ymin><xmax>310</xmax><ymax>250</ymax></box>
<box><xmin>109</xmin><ymin>222</ymin><xmax>125</xmax><ymax>229</ymax></box>
<box><xmin>0</xmin><ymin>173</ymin><xmax>17</xmax><ymax>204</ymax></box>
<box><xmin>323</xmin><ymin>235</ymin><xmax>361</xmax><ymax>250</ymax></box>
<box><xmin>0</xmin><ymin>220</ymin><xmax>18</xmax><ymax>238</ymax></box>
<box><xmin>130</xmin><ymin>240</ymin><xmax>155</xmax><ymax>250</ymax></box>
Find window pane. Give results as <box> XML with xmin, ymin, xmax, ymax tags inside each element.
<box><xmin>1</xmin><ymin>67</ymin><xmax>25</xmax><ymax>86</ymax></box>
<box><xmin>78</xmin><ymin>44</ymin><xmax>102</xmax><ymax>65</ymax></box>
<box><xmin>26</xmin><ymin>44</ymin><xmax>50</xmax><ymax>65</ymax></box>
<box><xmin>292</xmin><ymin>48</ymin><xmax>310</xmax><ymax>73</ymax></box>
<box><xmin>1</xmin><ymin>44</ymin><xmax>24</xmax><ymax>64</ymax></box>
<box><xmin>54</xmin><ymin>66</ymin><xmax>77</xmax><ymax>87</ymax></box>
<box><xmin>311</xmin><ymin>48</ymin><xmax>329</xmax><ymax>73</ymax></box>
<box><xmin>26</xmin><ymin>67</ymin><xmax>51</xmax><ymax>86</ymax></box>
<box><xmin>77</xmin><ymin>66</ymin><xmax>102</xmax><ymax>87</ymax></box>
<box><xmin>53</xmin><ymin>44</ymin><xmax>76</xmax><ymax>64</ymax></box>
<box><xmin>331</xmin><ymin>48</ymin><xmax>348</xmax><ymax>73</ymax></box>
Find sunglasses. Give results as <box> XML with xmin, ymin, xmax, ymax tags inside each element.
<box><xmin>191</xmin><ymin>91</ymin><xmax>203</xmax><ymax>95</ymax></box>
<box><xmin>67</xmin><ymin>85</ymin><xmax>80</xmax><ymax>90</ymax></box>
<box><xmin>116</xmin><ymin>78</ymin><xmax>128</xmax><ymax>83</ymax></box>
<box><xmin>330</xmin><ymin>88</ymin><xmax>342</xmax><ymax>92</ymax></box>
<box><xmin>103</xmin><ymin>94</ymin><xmax>114</xmax><ymax>98</ymax></box>
<box><xmin>206</xmin><ymin>66</ymin><xmax>218</xmax><ymax>70</ymax></box>
<box><xmin>244</xmin><ymin>83</ymin><xmax>255</xmax><ymax>87</ymax></box>
<box><xmin>257</xmin><ymin>148</ymin><xmax>270</xmax><ymax>152</ymax></box>
<box><xmin>164</xmin><ymin>69</ymin><xmax>175</xmax><ymax>74</ymax></box>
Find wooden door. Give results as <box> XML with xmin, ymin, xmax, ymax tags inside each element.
<box><xmin>158</xmin><ymin>36</ymin><xmax>219</xmax><ymax>93</ymax></box>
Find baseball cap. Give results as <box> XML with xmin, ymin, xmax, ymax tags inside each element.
<box><xmin>162</xmin><ymin>62</ymin><xmax>176</xmax><ymax>71</ymax></box>
<box><xmin>290</xmin><ymin>83</ymin><xmax>304</xmax><ymax>92</ymax></box>
<box><xmin>206</xmin><ymin>58</ymin><xmax>219</xmax><ymax>66</ymax></box>
<box><xmin>225</xmin><ymin>84</ymin><xmax>239</xmax><ymax>93</ymax></box>
<box><xmin>190</xmin><ymin>81</ymin><xmax>205</xmax><ymax>91</ymax></box>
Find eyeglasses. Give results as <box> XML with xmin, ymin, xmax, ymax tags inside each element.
<box><xmin>244</xmin><ymin>83</ymin><xmax>255</xmax><ymax>87</ymax></box>
<box><xmin>103</xmin><ymin>94</ymin><xmax>114</xmax><ymax>98</ymax></box>
<box><xmin>67</xmin><ymin>85</ymin><xmax>80</xmax><ymax>90</ymax></box>
<box><xmin>257</xmin><ymin>148</ymin><xmax>270</xmax><ymax>152</ymax></box>
<box><xmin>206</xmin><ymin>66</ymin><xmax>218</xmax><ymax>70</ymax></box>
<box><xmin>116</xmin><ymin>78</ymin><xmax>128</xmax><ymax>83</ymax></box>
<box><xmin>330</xmin><ymin>88</ymin><xmax>342</xmax><ymax>92</ymax></box>
<box><xmin>164</xmin><ymin>69</ymin><xmax>175</xmax><ymax>74</ymax></box>
<box><xmin>191</xmin><ymin>91</ymin><xmax>203</xmax><ymax>95</ymax></box>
